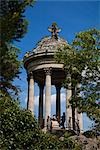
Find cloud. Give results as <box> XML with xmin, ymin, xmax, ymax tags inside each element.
<box><xmin>24</xmin><ymin>92</ymin><xmax>66</xmax><ymax>107</ymax></box>
<box><xmin>33</xmin><ymin>93</ymin><xmax>66</xmax><ymax>117</ymax></box>
<box><xmin>34</xmin><ymin>92</ymin><xmax>66</xmax><ymax>106</ymax></box>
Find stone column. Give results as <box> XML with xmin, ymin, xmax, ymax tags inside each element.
<box><xmin>78</xmin><ymin>113</ymin><xmax>83</xmax><ymax>132</ymax></box>
<box><xmin>55</xmin><ymin>84</ymin><xmax>61</xmax><ymax>123</ymax></box>
<box><xmin>38</xmin><ymin>83</ymin><xmax>44</xmax><ymax>128</ymax></box>
<box><xmin>76</xmin><ymin>83</ymin><xmax>83</xmax><ymax>132</ymax></box>
<box><xmin>27</xmin><ymin>72</ymin><xmax>34</xmax><ymax>115</ymax></box>
<box><xmin>44</xmin><ymin>68</ymin><xmax>52</xmax><ymax>130</ymax></box>
<box><xmin>75</xmin><ymin>108</ymin><xmax>80</xmax><ymax>133</ymax></box>
<box><xmin>66</xmin><ymin>74</ymin><xmax>73</xmax><ymax>129</ymax></box>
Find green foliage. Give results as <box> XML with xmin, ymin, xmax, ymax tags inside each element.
<box><xmin>0</xmin><ymin>0</ymin><xmax>34</xmax><ymax>43</ymax></box>
<box><xmin>37</xmin><ymin>133</ymin><xmax>62</xmax><ymax>150</ymax></box>
<box><xmin>0</xmin><ymin>96</ymin><xmax>59</xmax><ymax>149</ymax></box>
<box><xmin>0</xmin><ymin>0</ymin><xmax>34</xmax><ymax>96</ymax></box>
<box><xmin>0</xmin><ymin>96</ymin><xmax>83</xmax><ymax>149</ymax></box>
<box><xmin>0</xmin><ymin>96</ymin><xmax>41</xmax><ymax>150</ymax></box>
<box><xmin>63</xmin><ymin>133</ymin><xmax>82</xmax><ymax>150</ymax></box>
<box><xmin>83</xmin><ymin>130</ymin><xmax>99</xmax><ymax>138</ymax></box>
<box><xmin>73</xmin><ymin>29</ymin><xmax>100</xmax><ymax>131</ymax></box>
<box><xmin>0</xmin><ymin>44</ymin><xmax>21</xmax><ymax>96</ymax></box>
<box><xmin>55</xmin><ymin>29</ymin><xmax>100</xmax><ymax>131</ymax></box>
<box><xmin>64</xmin><ymin>132</ymin><xmax>74</xmax><ymax>138</ymax></box>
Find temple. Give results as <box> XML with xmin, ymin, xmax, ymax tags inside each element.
<box><xmin>23</xmin><ymin>23</ymin><xmax>83</xmax><ymax>133</ymax></box>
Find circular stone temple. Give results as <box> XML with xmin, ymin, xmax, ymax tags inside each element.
<box><xmin>23</xmin><ymin>23</ymin><xmax>83</xmax><ymax>132</ymax></box>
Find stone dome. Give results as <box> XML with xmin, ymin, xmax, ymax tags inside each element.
<box><xmin>23</xmin><ymin>35</ymin><xmax>68</xmax><ymax>62</ymax></box>
<box><xmin>33</xmin><ymin>36</ymin><xmax>67</xmax><ymax>54</ymax></box>
<box><xmin>23</xmin><ymin>23</ymin><xmax>68</xmax><ymax>62</ymax></box>
<box><xmin>23</xmin><ymin>23</ymin><xmax>68</xmax><ymax>81</ymax></box>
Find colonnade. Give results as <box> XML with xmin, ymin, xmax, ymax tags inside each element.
<box><xmin>27</xmin><ymin>68</ymin><xmax>83</xmax><ymax>132</ymax></box>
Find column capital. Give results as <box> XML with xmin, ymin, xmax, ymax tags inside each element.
<box><xmin>27</xmin><ymin>72</ymin><xmax>34</xmax><ymax>81</ymax></box>
<box><xmin>44</xmin><ymin>67</ymin><xmax>52</xmax><ymax>75</ymax></box>
<box><xmin>29</xmin><ymin>72</ymin><xmax>33</xmax><ymax>78</ymax></box>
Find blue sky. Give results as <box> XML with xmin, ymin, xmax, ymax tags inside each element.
<box><xmin>14</xmin><ymin>1</ymin><xmax>100</xmax><ymax>130</ymax></box>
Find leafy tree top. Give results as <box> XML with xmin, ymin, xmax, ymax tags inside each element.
<box><xmin>0</xmin><ymin>0</ymin><xmax>34</xmax><ymax>43</ymax></box>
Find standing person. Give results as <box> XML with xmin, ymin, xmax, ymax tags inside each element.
<box><xmin>61</xmin><ymin>112</ymin><xmax>65</xmax><ymax>129</ymax></box>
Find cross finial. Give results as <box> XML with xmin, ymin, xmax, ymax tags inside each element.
<box><xmin>48</xmin><ymin>23</ymin><xmax>61</xmax><ymax>40</ymax></box>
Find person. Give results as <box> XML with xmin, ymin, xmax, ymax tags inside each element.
<box><xmin>61</xmin><ymin>112</ymin><xmax>65</xmax><ymax>129</ymax></box>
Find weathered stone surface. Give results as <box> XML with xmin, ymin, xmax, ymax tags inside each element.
<box><xmin>70</xmin><ymin>135</ymin><xmax>100</xmax><ymax>150</ymax></box>
<box><xmin>34</xmin><ymin>36</ymin><xmax>67</xmax><ymax>54</ymax></box>
<box><xmin>27</xmin><ymin>73</ymin><xmax>34</xmax><ymax>114</ymax></box>
<box><xmin>45</xmin><ymin>67</ymin><xmax>51</xmax><ymax>129</ymax></box>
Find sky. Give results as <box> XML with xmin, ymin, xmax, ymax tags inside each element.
<box><xmin>14</xmin><ymin>0</ymin><xmax>100</xmax><ymax>131</ymax></box>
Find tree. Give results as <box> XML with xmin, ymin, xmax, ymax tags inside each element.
<box><xmin>55</xmin><ymin>29</ymin><xmax>100</xmax><ymax>132</ymax></box>
<box><xmin>0</xmin><ymin>0</ymin><xmax>34</xmax><ymax>43</ymax></box>
<box><xmin>0</xmin><ymin>96</ymin><xmax>60</xmax><ymax>150</ymax></box>
<box><xmin>55</xmin><ymin>44</ymin><xmax>84</xmax><ymax>130</ymax></box>
<box><xmin>72</xmin><ymin>29</ymin><xmax>100</xmax><ymax>129</ymax></box>
<box><xmin>0</xmin><ymin>44</ymin><xmax>21</xmax><ymax>97</ymax></box>
<box><xmin>0</xmin><ymin>2</ymin><xmax>81</xmax><ymax>149</ymax></box>
<box><xmin>0</xmin><ymin>96</ymin><xmax>84</xmax><ymax>150</ymax></box>
<box><xmin>0</xmin><ymin>95</ymin><xmax>42</xmax><ymax>149</ymax></box>
<box><xmin>0</xmin><ymin>0</ymin><xmax>35</xmax><ymax>96</ymax></box>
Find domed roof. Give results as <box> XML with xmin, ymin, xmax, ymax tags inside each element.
<box><xmin>23</xmin><ymin>23</ymin><xmax>68</xmax><ymax>79</ymax></box>
<box><xmin>24</xmin><ymin>23</ymin><xmax>68</xmax><ymax>59</ymax></box>
<box><xmin>33</xmin><ymin>36</ymin><xmax>67</xmax><ymax>54</ymax></box>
